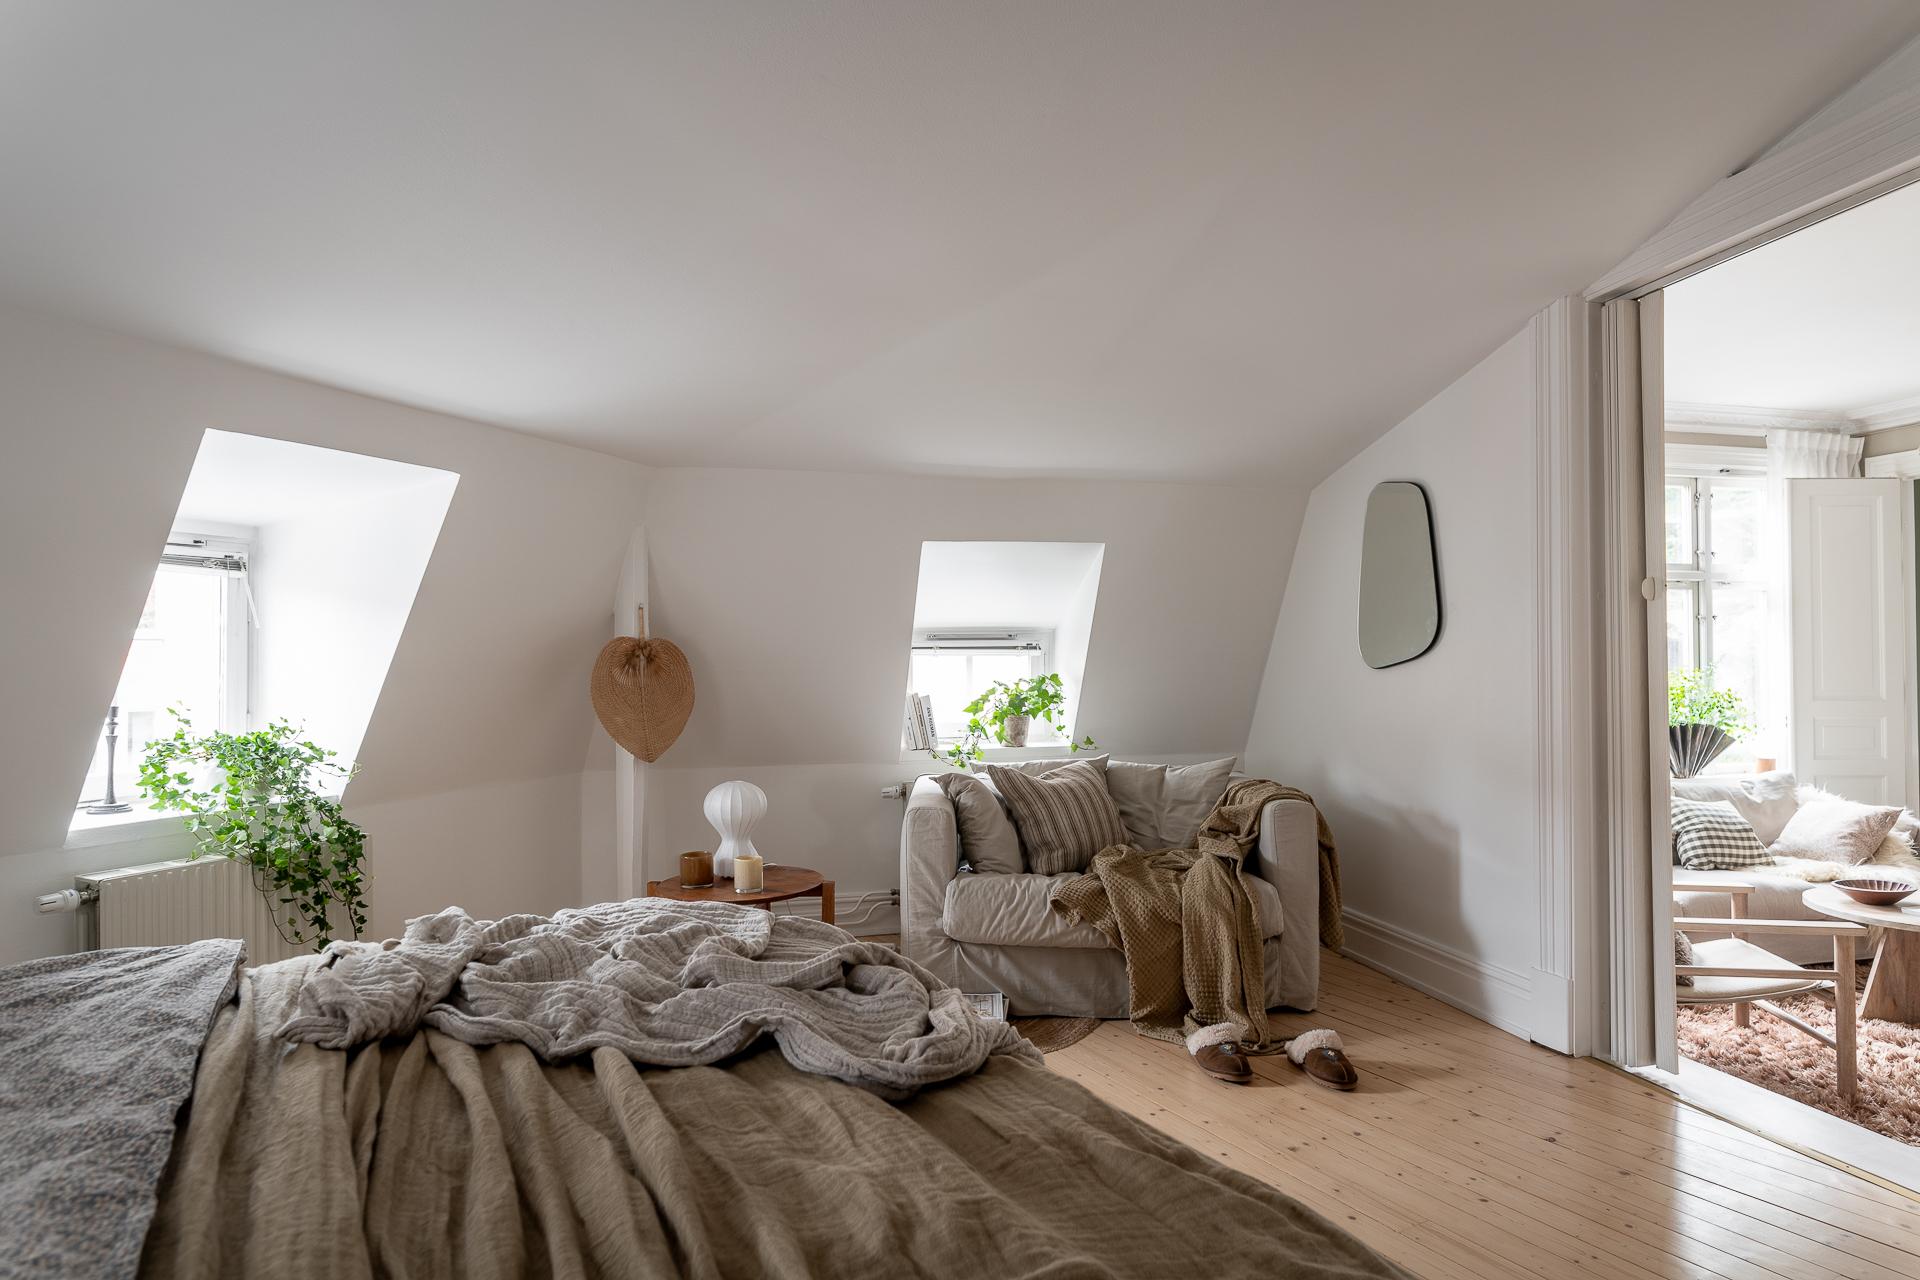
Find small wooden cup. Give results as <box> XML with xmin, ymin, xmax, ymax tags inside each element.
<box><xmin>678</xmin><ymin>850</ymin><xmax>715</xmax><ymax>888</ymax></box>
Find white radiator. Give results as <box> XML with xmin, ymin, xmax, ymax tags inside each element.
<box><xmin>74</xmin><ymin>857</ymin><xmax>306</xmax><ymax>964</ymax></box>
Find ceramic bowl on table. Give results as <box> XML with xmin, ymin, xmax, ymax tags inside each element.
<box><xmin>1833</xmin><ymin>878</ymin><xmax>1919</xmax><ymax>907</ymax></box>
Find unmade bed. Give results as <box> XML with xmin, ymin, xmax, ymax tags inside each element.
<box><xmin>4</xmin><ymin>899</ymin><xmax>1408</xmax><ymax>1279</ymax></box>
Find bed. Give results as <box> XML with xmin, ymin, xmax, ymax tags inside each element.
<box><xmin>3</xmin><ymin>899</ymin><xmax>1407</xmax><ymax>1279</ymax></box>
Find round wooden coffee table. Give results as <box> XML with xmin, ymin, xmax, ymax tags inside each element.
<box><xmin>1804</xmin><ymin>883</ymin><xmax>1920</xmax><ymax>1022</ymax></box>
<box><xmin>646</xmin><ymin>865</ymin><xmax>834</xmax><ymax>925</ymax></box>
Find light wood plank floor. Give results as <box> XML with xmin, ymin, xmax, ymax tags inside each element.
<box><xmin>1046</xmin><ymin>951</ymin><xmax>1920</xmax><ymax>1280</ymax></box>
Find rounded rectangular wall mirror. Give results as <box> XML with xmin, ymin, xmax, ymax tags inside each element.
<box><xmin>1358</xmin><ymin>481</ymin><xmax>1440</xmax><ymax>669</ymax></box>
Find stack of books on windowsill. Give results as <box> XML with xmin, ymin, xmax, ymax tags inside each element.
<box><xmin>902</xmin><ymin>692</ymin><xmax>937</xmax><ymax>751</ymax></box>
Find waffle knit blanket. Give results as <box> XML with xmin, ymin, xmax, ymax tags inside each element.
<box><xmin>278</xmin><ymin>896</ymin><xmax>1035</xmax><ymax>1098</ymax></box>
<box><xmin>1049</xmin><ymin>780</ymin><xmax>1342</xmax><ymax>1047</ymax></box>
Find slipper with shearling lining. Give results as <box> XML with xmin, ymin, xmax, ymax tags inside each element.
<box><xmin>1287</xmin><ymin>1029</ymin><xmax>1359</xmax><ymax>1091</ymax></box>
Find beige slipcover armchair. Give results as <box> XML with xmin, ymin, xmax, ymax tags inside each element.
<box><xmin>899</xmin><ymin>773</ymin><xmax>1323</xmax><ymax>1017</ymax></box>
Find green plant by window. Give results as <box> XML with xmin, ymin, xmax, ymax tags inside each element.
<box><xmin>1667</xmin><ymin>667</ymin><xmax>1754</xmax><ymax>740</ymax></box>
<box><xmin>139</xmin><ymin>713</ymin><xmax>368</xmax><ymax>951</ymax></box>
<box><xmin>931</xmin><ymin>673</ymin><xmax>1097</xmax><ymax>768</ymax></box>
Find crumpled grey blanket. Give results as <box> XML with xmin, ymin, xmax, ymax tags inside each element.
<box><xmin>0</xmin><ymin>938</ymin><xmax>245</xmax><ymax>1280</ymax></box>
<box><xmin>279</xmin><ymin>897</ymin><xmax>1035</xmax><ymax>1096</ymax></box>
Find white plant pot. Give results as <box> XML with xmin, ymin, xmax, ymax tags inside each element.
<box><xmin>703</xmin><ymin>780</ymin><xmax>767</xmax><ymax>880</ymax></box>
<box><xmin>1003</xmin><ymin>715</ymin><xmax>1031</xmax><ymax>747</ymax></box>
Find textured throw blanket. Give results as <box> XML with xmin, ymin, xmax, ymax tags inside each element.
<box><xmin>145</xmin><ymin>958</ymin><xmax>1410</xmax><ymax>1279</ymax></box>
<box><xmin>1050</xmin><ymin>780</ymin><xmax>1342</xmax><ymax>1047</ymax></box>
<box><xmin>280</xmin><ymin>897</ymin><xmax>1034</xmax><ymax>1096</ymax></box>
<box><xmin>0</xmin><ymin>939</ymin><xmax>244</xmax><ymax>1280</ymax></box>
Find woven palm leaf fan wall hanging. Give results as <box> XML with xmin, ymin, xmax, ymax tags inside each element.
<box><xmin>591</xmin><ymin>607</ymin><xmax>694</xmax><ymax>762</ymax></box>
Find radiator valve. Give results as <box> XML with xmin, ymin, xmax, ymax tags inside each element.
<box><xmin>35</xmin><ymin>887</ymin><xmax>96</xmax><ymax>914</ymax></box>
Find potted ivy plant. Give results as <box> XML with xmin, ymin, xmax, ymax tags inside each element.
<box><xmin>1667</xmin><ymin>667</ymin><xmax>1755</xmax><ymax>778</ymax></box>
<box><xmin>933</xmin><ymin>673</ymin><xmax>1098</xmax><ymax>768</ymax></box>
<box><xmin>140</xmin><ymin>712</ymin><xmax>369</xmax><ymax>950</ymax></box>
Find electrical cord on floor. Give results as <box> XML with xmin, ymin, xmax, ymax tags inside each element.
<box><xmin>770</xmin><ymin>888</ymin><xmax>899</xmax><ymax>927</ymax></box>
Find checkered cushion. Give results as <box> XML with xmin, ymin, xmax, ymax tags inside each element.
<box><xmin>1671</xmin><ymin>798</ymin><xmax>1771</xmax><ymax>870</ymax></box>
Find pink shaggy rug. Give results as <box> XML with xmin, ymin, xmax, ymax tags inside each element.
<box><xmin>1676</xmin><ymin>965</ymin><xmax>1920</xmax><ymax>1146</ymax></box>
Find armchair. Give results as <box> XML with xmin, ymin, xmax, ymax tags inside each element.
<box><xmin>900</xmin><ymin>773</ymin><xmax>1323</xmax><ymax>1017</ymax></box>
<box><xmin>1674</xmin><ymin>886</ymin><xmax>1868</xmax><ymax>1102</ymax></box>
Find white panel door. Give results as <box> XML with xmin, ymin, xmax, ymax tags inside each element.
<box><xmin>1790</xmin><ymin>479</ymin><xmax>1907</xmax><ymax>804</ymax></box>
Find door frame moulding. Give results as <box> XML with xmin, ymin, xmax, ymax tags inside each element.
<box><xmin>1587</xmin><ymin>81</ymin><xmax>1920</xmax><ymax>301</ymax></box>
<box><xmin>1587</xmin><ymin>91</ymin><xmax>1920</xmax><ymax>1068</ymax></box>
<box><xmin>1529</xmin><ymin>297</ymin><xmax>1604</xmax><ymax>1057</ymax></box>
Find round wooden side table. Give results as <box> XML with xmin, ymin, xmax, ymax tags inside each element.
<box><xmin>646</xmin><ymin>865</ymin><xmax>834</xmax><ymax>925</ymax></box>
<box><xmin>1803</xmin><ymin>883</ymin><xmax>1920</xmax><ymax>1022</ymax></box>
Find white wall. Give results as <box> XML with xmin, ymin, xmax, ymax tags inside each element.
<box><xmin>1055</xmin><ymin>548</ymin><xmax>1105</xmax><ymax>733</ymax></box>
<box><xmin>254</xmin><ymin>478</ymin><xmax>456</xmax><ymax>768</ymax></box>
<box><xmin>630</xmin><ymin>467</ymin><xmax>1303</xmax><ymax>907</ymax></box>
<box><xmin>0</xmin><ymin>304</ymin><xmax>649</xmax><ymax>964</ymax></box>
<box><xmin>0</xmin><ymin>304</ymin><xmax>1304</xmax><ymax>963</ymax></box>
<box><xmin>1243</xmin><ymin>326</ymin><xmax>1540</xmax><ymax>1037</ymax></box>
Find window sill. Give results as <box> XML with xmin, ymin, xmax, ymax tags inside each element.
<box><xmin>899</xmin><ymin>743</ymin><xmax>1087</xmax><ymax>768</ymax></box>
<box><xmin>64</xmin><ymin>792</ymin><xmax>346</xmax><ymax>851</ymax></box>
<box><xmin>65</xmin><ymin>805</ymin><xmax>181</xmax><ymax>850</ymax></box>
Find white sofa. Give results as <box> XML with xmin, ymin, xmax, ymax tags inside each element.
<box><xmin>899</xmin><ymin>772</ymin><xmax>1322</xmax><ymax>1017</ymax></box>
<box><xmin>1672</xmin><ymin>771</ymin><xmax>1919</xmax><ymax>964</ymax></box>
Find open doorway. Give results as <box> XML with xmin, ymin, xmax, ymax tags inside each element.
<box><xmin>1652</xmin><ymin>180</ymin><xmax>1920</xmax><ymax>1169</ymax></box>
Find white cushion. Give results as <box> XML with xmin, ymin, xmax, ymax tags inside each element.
<box><xmin>1671</xmin><ymin>772</ymin><xmax>1799</xmax><ymax>846</ymax></box>
<box><xmin>942</xmin><ymin>869</ymin><xmax>1285</xmax><ymax>948</ymax></box>
<box><xmin>1672</xmin><ymin>869</ymin><xmax>1872</xmax><ymax>965</ymax></box>
<box><xmin>1677</xmin><ymin>937</ymin><xmax>1826</xmax><ymax>1003</ymax></box>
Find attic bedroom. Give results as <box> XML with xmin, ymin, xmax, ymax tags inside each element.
<box><xmin>6</xmin><ymin>4</ymin><xmax>1920</xmax><ymax>1277</ymax></box>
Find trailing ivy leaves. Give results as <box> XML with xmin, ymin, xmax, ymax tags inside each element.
<box><xmin>139</xmin><ymin>712</ymin><xmax>368</xmax><ymax>952</ymax></box>
<box><xmin>931</xmin><ymin>673</ymin><xmax>1099</xmax><ymax>769</ymax></box>
<box><xmin>1667</xmin><ymin>667</ymin><xmax>1755</xmax><ymax>741</ymax></box>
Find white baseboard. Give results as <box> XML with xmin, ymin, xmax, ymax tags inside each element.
<box><xmin>1339</xmin><ymin>908</ymin><xmax>1534</xmax><ymax>1041</ymax></box>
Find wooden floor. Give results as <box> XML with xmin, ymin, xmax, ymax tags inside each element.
<box><xmin>1047</xmin><ymin>951</ymin><xmax>1920</xmax><ymax>1280</ymax></box>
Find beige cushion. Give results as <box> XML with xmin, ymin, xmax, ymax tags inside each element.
<box><xmin>983</xmin><ymin>759</ymin><xmax>1129</xmax><ymax>876</ymax></box>
<box><xmin>972</xmin><ymin>753</ymin><xmax>1109</xmax><ymax>778</ymax></box>
<box><xmin>1671</xmin><ymin>771</ymin><xmax>1799</xmax><ymax>846</ymax></box>
<box><xmin>943</xmin><ymin>869</ymin><xmax>1286</xmax><ymax>948</ymax></box>
<box><xmin>1770</xmin><ymin>797</ymin><xmax>1902</xmax><ymax>864</ymax></box>
<box><xmin>935</xmin><ymin>773</ymin><xmax>1022</xmax><ymax>875</ymax></box>
<box><xmin>1677</xmin><ymin>937</ymin><xmax>1826</xmax><ymax>1003</ymax></box>
<box><xmin>1105</xmin><ymin>757</ymin><xmax>1237</xmax><ymax>848</ymax></box>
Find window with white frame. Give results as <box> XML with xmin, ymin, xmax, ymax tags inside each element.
<box><xmin>909</xmin><ymin>631</ymin><xmax>1050</xmax><ymax>742</ymax></box>
<box><xmin>1664</xmin><ymin>466</ymin><xmax>1773</xmax><ymax>772</ymax></box>
<box><xmin>75</xmin><ymin>531</ymin><xmax>253</xmax><ymax>816</ymax></box>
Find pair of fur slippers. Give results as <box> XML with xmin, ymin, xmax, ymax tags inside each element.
<box><xmin>1185</xmin><ymin>1024</ymin><xmax>1359</xmax><ymax>1089</ymax></box>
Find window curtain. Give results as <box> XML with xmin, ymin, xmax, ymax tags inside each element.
<box><xmin>1761</xmin><ymin>429</ymin><xmax>1863</xmax><ymax>768</ymax></box>
<box><xmin>1764</xmin><ymin>428</ymin><xmax>1862</xmax><ymax>481</ymax></box>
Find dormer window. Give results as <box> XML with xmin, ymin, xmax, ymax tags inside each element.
<box><xmin>906</xmin><ymin>541</ymin><xmax>1104</xmax><ymax>751</ymax></box>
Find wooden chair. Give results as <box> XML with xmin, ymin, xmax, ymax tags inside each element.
<box><xmin>1673</xmin><ymin>885</ymin><xmax>1869</xmax><ymax>1102</ymax></box>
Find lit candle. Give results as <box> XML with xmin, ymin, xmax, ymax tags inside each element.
<box><xmin>733</xmin><ymin>853</ymin><xmax>764</xmax><ymax>892</ymax></box>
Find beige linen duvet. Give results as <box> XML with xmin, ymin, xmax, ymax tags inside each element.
<box><xmin>142</xmin><ymin>957</ymin><xmax>1405</xmax><ymax>1280</ymax></box>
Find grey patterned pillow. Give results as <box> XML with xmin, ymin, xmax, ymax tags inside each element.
<box><xmin>1674</xmin><ymin>930</ymin><xmax>1696</xmax><ymax>987</ymax></box>
<box><xmin>1671</xmin><ymin>798</ymin><xmax>1770</xmax><ymax>870</ymax></box>
<box><xmin>983</xmin><ymin>759</ymin><xmax>1129</xmax><ymax>876</ymax></box>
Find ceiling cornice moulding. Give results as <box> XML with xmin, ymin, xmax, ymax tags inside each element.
<box><xmin>1663</xmin><ymin>401</ymin><xmax>1851</xmax><ymax>434</ymax></box>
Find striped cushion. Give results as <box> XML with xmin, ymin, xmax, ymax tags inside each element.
<box><xmin>983</xmin><ymin>759</ymin><xmax>1130</xmax><ymax>876</ymax></box>
<box><xmin>1671</xmin><ymin>798</ymin><xmax>1771</xmax><ymax>870</ymax></box>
